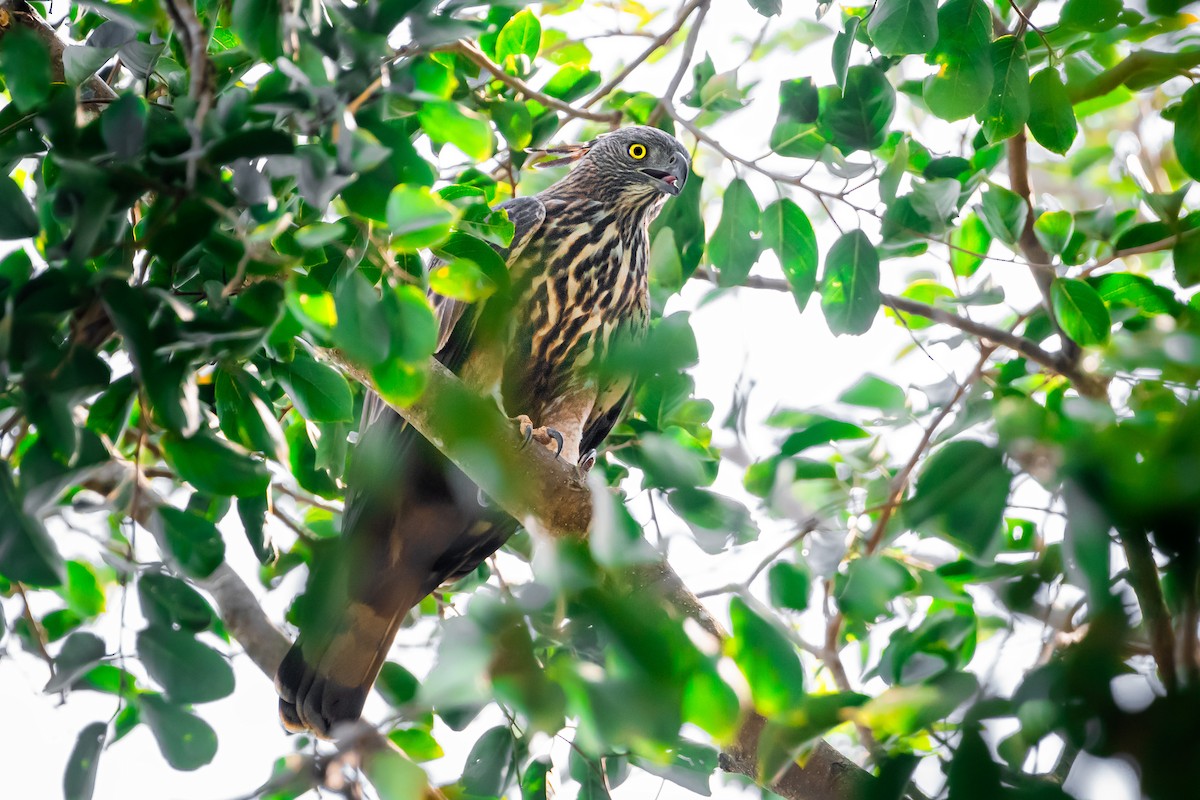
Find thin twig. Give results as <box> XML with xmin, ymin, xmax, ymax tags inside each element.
<box><xmin>581</xmin><ymin>0</ymin><xmax>707</xmax><ymax>110</ymax></box>
<box><xmin>647</xmin><ymin>0</ymin><xmax>710</xmax><ymax>126</ymax></box>
<box><xmin>455</xmin><ymin>42</ymin><xmax>621</xmax><ymax>126</ymax></box>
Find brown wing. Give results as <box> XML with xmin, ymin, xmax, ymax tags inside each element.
<box><xmin>276</xmin><ymin>197</ymin><xmax>545</xmax><ymax>736</ymax></box>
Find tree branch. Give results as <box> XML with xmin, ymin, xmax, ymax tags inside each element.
<box><xmin>581</xmin><ymin>0</ymin><xmax>708</xmax><ymax>110</ymax></box>
<box><xmin>0</xmin><ymin>0</ymin><xmax>117</xmax><ymax>109</ymax></box>
<box><xmin>454</xmin><ymin>42</ymin><xmax>622</xmax><ymax>127</ymax></box>
<box><xmin>691</xmin><ymin>266</ymin><xmax>1108</xmax><ymax>396</ymax></box>
<box><xmin>1068</xmin><ymin>48</ymin><xmax>1200</xmax><ymax>104</ymax></box>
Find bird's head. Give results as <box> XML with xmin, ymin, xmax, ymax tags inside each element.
<box><xmin>531</xmin><ymin>126</ymin><xmax>691</xmax><ymax>201</ymax></box>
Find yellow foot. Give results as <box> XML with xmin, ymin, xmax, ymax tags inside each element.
<box><xmin>513</xmin><ymin>414</ymin><xmax>565</xmax><ymax>458</ymax></box>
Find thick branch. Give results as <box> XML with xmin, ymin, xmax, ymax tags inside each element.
<box><xmin>1068</xmin><ymin>48</ymin><xmax>1200</xmax><ymax>104</ymax></box>
<box><xmin>1120</xmin><ymin>528</ymin><xmax>1178</xmax><ymax>692</ymax></box>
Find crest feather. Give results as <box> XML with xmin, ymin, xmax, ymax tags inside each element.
<box><xmin>525</xmin><ymin>142</ymin><xmax>591</xmax><ymax>169</ymax></box>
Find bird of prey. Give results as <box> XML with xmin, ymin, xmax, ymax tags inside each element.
<box><xmin>276</xmin><ymin>125</ymin><xmax>691</xmax><ymax>736</ymax></box>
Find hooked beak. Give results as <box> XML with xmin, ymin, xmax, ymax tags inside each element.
<box><xmin>639</xmin><ymin>160</ymin><xmax>688</xmax><ymax>196</ymax></box>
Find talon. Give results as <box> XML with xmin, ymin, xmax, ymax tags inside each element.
<box><xmin>547</xmin><ymin>428</ymin><xmax>564</xmax><ymax>458</ymax></box>
<box><xmin>578</xmin><ymin>449</ymin><xmax>597</xmax><ymax>475</ymax></box>
<box><xmin>513</xmin><ymin>414</ymin><xmax>535</xmax><ymax>449</ymax></box>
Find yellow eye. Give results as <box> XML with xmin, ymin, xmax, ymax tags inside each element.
<box><xmin>628</xmin><ymin>143</ymin><xmax>647</xmax><ymax>160</ymax></box>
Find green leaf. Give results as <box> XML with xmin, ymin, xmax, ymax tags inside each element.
<box><xmin>978</xmin><ymin>185</ymin><xmax>1028</xmax><ymax>246</ymax></box>
<box><xmin>156</xmin><ymin>506</ymin><xmax>226</xmax><ymax>578</ymax></box>
<box><xmin>770</xmin><ymin>77</ymin><xmax>825</xmax><ymax>158</ymax></box>
<box><xmin>384</xmin><ymin>284</ymin><xmax>440</xmax><ymax>363</ymax></box>
<box><xmin>682</xmin><ymin>665</ymin><xmax>740</xmax><ymax>741</ymax></box>
<box><xmin>101</xmin><ymin>94</ymin><xmax>147</xmax><ymax>160</ymax></box>
<box><xmin>0</xmin><ymin>465</ymin><xmax>64</xmax><ymax>586</ymax></box>
<box><xmin>949</xmin><ymin>213</ymin><xmax>992</xmax><ymax>276</ymax></box>
<box><xmin>1028</xmin><ymin>69</ymin><xmax>1078</xmax><ymax>155</ymax></box>
<box><xmin>1050</xmin><ymin>277</ymin><xmax>1111</xmax><ymax>346</ymax></box>
<box><xmin>824</xmin><ymin>65</ymin><xmax>895</xmax><ymax>152</ymax></box>
<box><xmin>377</xmin><ymin>662</ymin><xmax>420</xmax><ymax>707</ymax></box>
<box><xmin>855</xmin><ymin>671</ymin><xmax>978</xmax><ymax>736</ymax></box>
<box><xmin>905</xmin><ymin>440</ymin><xmax>1013</xmax><ymax>557</ymax></box>
<box><xmin>0</xmin><ymin>26</ymin><xmax>53</xmax><ymax>110</ymax></box>
<box><xmin>231</xmin><ymin>0</ymin><xmax>283</xmax><ymax>60</ymax></box>
<box><xmin>140</xmin><ymin>694</ymin><xmax>218</xmax><ymax>771</ymax></box>
<box><xmin>495</xmin><ymin>9</ymin><xmax>541</xmax><ymax>63</ymax></box>
<box><xmin>1033</xmin><ymin>210</ymin><xmax>1074</xmax><ymax>256</ymax></box>
<box><xmin>868</xmin><ymin>0</ymin><xmax>936</xmax><ymax>55</ymax></box>
<box><xmin>460</xmin><ymin>725</ymin><xmax>514</xmax><ymax>796</ymax></box>
<box><xmin>1175</xmin><ymin>84</ymin><xmax>1200</xmax><ymax>182</ymax></box>
<box><xmin>839</xmin><ymin>374</ymin><xmax>906</xmax><ymax>411</ymax></box>
<box><xmin>274</xmin><ymin>349</ymin><xmax>354</xmax><ymax>422</ymax></box>
<box><xmin>138</xmin><ymin>572</ymin><xmax>214</xmax><ymax>632</ymax></box>
<box><xmin>977</xmin><ymin>36</ymin><xmax>1029</xmax><ymax>143</ymax></box>
<box><xmin>137</xmin><ymin>626</ymin><xmax>234</xmax><ymax>704</ymax></box>
<box><xmin>727</xmin><ymin>596</ymin><xmax>805</xmax><ymax>717</ymax></box>
<box><xmin>418</xmin><ymin>102</ymin><xmax>493</xmax><ymax>161</ymax></box>
<box><xmin>832</xmin><ymin>17</ymin><xmax>861</xmax><ymax>89</ymax></box>
<box><xmin>708</xmin><ymin>179</ymin><xmax>761</xmax><ymax>286</ymax></box>
<box><xmin>668</xmin><ymin>487</ymin><xmax>758</xmax><ymax>553</ymax></box>
<box><xmin>387</xmin><ymin>727</ymin><xmax>444</xmax><ymax>762</ymax></box>
<box><xmin>62</xmin><ymin>44</ymin><xmax>117</xmax><ymax>86</ymax></box>
<box><xmin>767</xmin><ymin>561</ymin><xmax>810</xmax><ymax>612</ymax></box>
<box><xmin>333</xmin><ymin>270</ymin><xmax>392</xmax><ymax>366</ymax></box>
<box><xmin>214</xmin><ymin>367</ymin><xmax>286</xmax><ymax>460</ymax></box>
<box><xmin>836</xmin><ymin>556</ymin><xmax>916</xmax><ymax>621</ymax></box>
<box><xmin>64</xmin><ymin>722</ymin><xmax>107</xmax><ymax>800</ymax></box>
<box><xmin>779</xmin><ymin>414</ymin><xmax>869</xmax><ymax>454</ymax></box>
<box><xmin>922</xmin><ymin>0</ymin><xmax>992</xmax><ymax>121</ymax></box>
<box><xmin>521</xmin><ymin>758</ymin><xmax>551</xmax><ymax>800</ymax></box>
<box><xmin>160</xmin><ymin>432</ymin><xmax>271</xmax><ymax>498</ymax></box>
<box><xmin>46</xmin><ymin>632</ymin><xmax>107</xmax><ymax>693</ymax></box>
<box><xmin>1175</xmin><ymin>232</ymin><xmax>1200</xmax><ymax>287</ymax></box>
<box><xmin>761</xmin><ymin>199</ymin><xmax>818</xmax><ymax>312</ymax></box>
<box><xmin>60</xmin><ymin>561</ymin><xmax>106</xmax><ymax>618</ymax></box>
<box><xmin>385</xmin><ymin>185</ymin><xmax>459</xmax><ymax>252</ymax></box>
<box><xmin>0</xmin><ymin>176</ymin><xmax>40</xmax><ymax>240</ymax></box>
<box><xmin>748</xmin><ymin>0</ymin><xmax>781</xmax><ymax>15</ymax></box>
<box><xmin>429</xmin><ymin>259</ymin><xmax>497</xmax><ymax>302</ymax></box>
<box><xmin>820</xmin><ymin>230</ymin><xmax>881</xmax><ymax>335</ymax></box>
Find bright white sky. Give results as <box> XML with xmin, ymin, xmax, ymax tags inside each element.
<box><xmin>0</xmin><ymin>1</ymin><xmax>1148</xmax><ymax>798</ymax></box>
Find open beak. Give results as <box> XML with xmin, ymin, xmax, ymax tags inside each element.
<box><xmin>640</xmin><ymin>162</ymin><xmax>688</xmax><ymax>196</ymax></box>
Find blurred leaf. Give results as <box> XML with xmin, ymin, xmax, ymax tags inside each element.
<box><xmin>137</xmin><ymin>626</ymin><xmax>234</xmax><ymax>704</ymax></box>
<box><xmin>853</xmin><ymin>671</ymin><xmax>978</xmax><ymax>736</ymax></box>
<box><xmin>0</xmin><ymin>465</ymin><xmax>64</xmax><ymax>586</ymax></box>
<box><xmin>138</xmin><ymin>571</ymin><xmax>213</xmax><ymax>632</ymax></box>
<box><xmin>156</xmin><ymin>506</ymin><xmax>226</xmax><ymax>578</ymax></box>
<box><xmin>429</xmin><ymin>259</ymin><xmax>497</xmax><ymax>302</ymax></box>
<box><xmin>905</xmin><ymin>441</ymin><xmax>1013</xmax><ymax>557</ymax></box>
<box><xmin>63</xmin><ymin>721</ymin><xmax>106</xmax><ymax>800</ymax></box>
<box><xmin>1174</xmin><ymin>232</ymin><xmax>1200</xmax><ymax>287</ymax></box>
<box><xmin>418</xmin><ymin>102</ymin><xmax>493</xmax><ymax>161</ymax></box>
<box><xmin>377</xmin><ymin>662</ymin><xmax>420</xmax><ymax>706</ymax></box>
<box><xmin>274</xmin><ymin>349</ymin><xmax>354</xmax><ymax>422</ymax></box>
<box><xmin>837</xmin><ymin>556</ymin><xmax>915</xmax><ymax>621</ymax></box>
<box><xmin>832</xmin><ymin>17</ymin><xmax>861</xmax><ymax>89</ymax></box>
<box><xmin>214</xmin><ymin>367</ymin><xmax>286</xmax><ymax>460</ymax></box>
<box><xmin>140</xmin><ymin>694</ymin><xmax>218</xmax><ymax>771</ymax></box>
<box><xmin>161</xmin><ymin>432</ymin><xmax>271</xmax><ymax>498</ymax></box>
<box><xmin>460</xmin><ymin>725</ymin><xmax>514</xmax><ymax>796</ymax></box>
<box><xmin>768</xmin><ymin>561</ymin><xmax>810</xmax><ymax>612</ymax></box>
<box><xmin>1051</xmin><ymin>277</ymin><xmax>1111</xmax><ymax>346</ymax></box>
<box><xmin>748</xmin><ymin>0</ymin><xmax>781</xmax><ymax>15</ymax></box>
<box><xmin>839</xmin><ymin>374</ymin><xmax>906</xmax><ymax>411</ymax></box>
<box><xmin>46</xmin><ymin>632</ymin><xmax>107</xmax><ymax>693</ymax></box>
<box><xmin>231</xmin><ymin>0</ymin><xmax>283</xmax><ymax>60</ymax></box>
<box><xmin>761</xmin><ymin>199</ymin><xmax>818</xmax><ymax>312</ymax></box>
<box><xmin>682</xmin><ymin>665</ymin><xmax>740</xmax><ymax>742</ymax></box>
<box><xmin>385</xmin><ymin>185</ymin><xmax>459</xmax><ymax>251</ymax></box>
<box><xmin>387</xmin><ymin>728</ymin><xmax>444</xmax><ymax>762</ymax></box>
<box><xmin>0</xmin><ymin>176</ymin><xmax>39</xmax><ymax>240</ymax></box>
<box><xmin>727</xmin><ymin>596</ymin><xmax>805</xmax><ymax>717</ymax></box>
<box><xmin>770</xmin><ymin>77</ymin><xmax>824</xmax><ymax>158</ymax></box>
<box><xmin>821</xmin><ymin>230</ymin><xmax>880</xmax><ymax>335</ymax></box>
<box><xmin>0</xmin><ymin>27</ymin><xmax>52</xmax><ymax>110</ymax></box>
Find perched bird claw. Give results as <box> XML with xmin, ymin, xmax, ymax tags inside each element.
<box><xmin>512</xmin><ymin>414</ymin><xmax>564</xmax><ymax>458</ymax></box>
